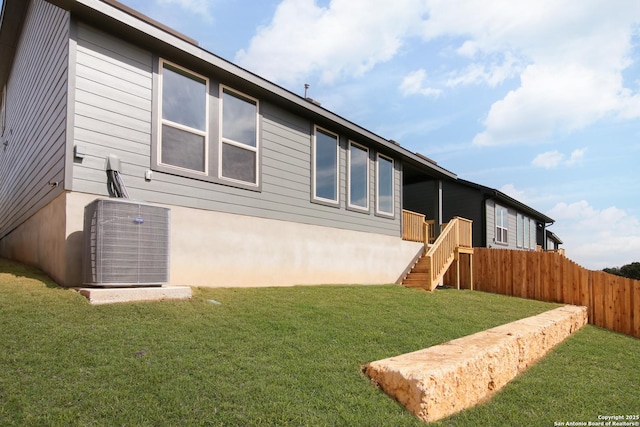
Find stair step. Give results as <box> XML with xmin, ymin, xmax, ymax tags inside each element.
<box><xmin>411</xmin><ymin>264</ymin><xmax>431</xmax><ymax>273</ymax></box>
<box><xmin>405</xmin><ymin>272</ymin><xmax>431</xmax><ymax>280</ymax></box>
<box><xmin>402</xmin><ymin>280</ymin><xmax>430</xmax><ymax>289</ymax></box>
<box><xmin>403</xmin><ymin>277</ymin><xmax>430</xmax><ymax>285</ymax></box>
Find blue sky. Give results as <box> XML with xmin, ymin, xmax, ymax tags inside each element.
<box><xmin>16</xmin><ymin>0</ymin><xmax>640</xmax><ymax>269</ymax></box>
<box><xmin>116</xmin><ymin>0</ymin><xmax>640</xmax><ymax>269</ymax></box>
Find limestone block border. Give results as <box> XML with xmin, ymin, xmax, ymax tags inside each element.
<box><xmin>363</xmin><ymin>305</ymin><xmax>587</xmax><ymax>423</ymax></box>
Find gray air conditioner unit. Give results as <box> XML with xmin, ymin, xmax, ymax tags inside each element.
<box><xmin>83</xmin><ymin>199</ymin><xmax>170</xmax><ymax>287</ymax></box>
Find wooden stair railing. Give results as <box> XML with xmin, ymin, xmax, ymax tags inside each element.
<box><xmin>402</xmin><ymin>216</ymin><xmax>473</xmax><ymax>291</ymax></box>
<box><xmin>401</xmin><ymin>209</ymin><xmax>436</xmax><ymax>245</ymax></box>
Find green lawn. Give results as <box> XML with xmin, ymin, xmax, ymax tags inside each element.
<box><xmin>0</xmin><ymin>258</ymin><xmax>638</xmax><ymax>426</ymax></box>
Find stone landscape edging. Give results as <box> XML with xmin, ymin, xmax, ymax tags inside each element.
<box><xmin>363</xmin><ymin>305</ymin><xmax>588</xmax><ymax>423</ymax></box>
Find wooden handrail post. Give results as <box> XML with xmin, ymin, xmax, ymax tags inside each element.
<box><xmin>423</xmin><ymin>221</ymin><xmax>429</xmax><ymax>254</ymax></box>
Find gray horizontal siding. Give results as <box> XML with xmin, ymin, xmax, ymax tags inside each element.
<box><xmin>0</xmin><ymin>0</ymin><xmax>69</xmax><ymax>239</ymax></box>
<box><xmin>70</xmin><ymin>23</ymin><xmax>402</xmax><ymax>237</ymax></box>
<box><xmin>485</xmin><ymin>199</ymin><xmax>521</xmax><ymax>249</ymax></box>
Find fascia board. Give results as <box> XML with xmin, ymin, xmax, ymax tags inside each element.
<box><xmin>45</xmin><ymin>0</ymin><xmax>455</xmax><ymax>180</ymax></box>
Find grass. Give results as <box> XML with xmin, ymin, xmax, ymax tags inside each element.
<box><xmin>0</xmin><ymin>258</ymin><xmax>638</xmax><ymax>426</ymax></box>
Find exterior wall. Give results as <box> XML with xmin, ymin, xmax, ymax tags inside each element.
<box><xmin>70</xmin><ymin>23</ymin><xmax>402</xmax><ymax>238</ymax></box>
<box><xmin>403</xmin><ymin>180</ymin><xmax>437</xmax><ymax>220</ymax></box>
<box><xmin>65</xmin><ymin>192</ymin><xmax>423</xmax><ymax>287</ymax></box>
<box><xmin>485</xmin><ymin>199</ymin><xmax>541</xmax><ymax>251</ymax></box>
<box><xmin>0</xmin><ymin>0</ymin><xmax>69</xmax><ymax>241</ymax></box>
<box><xmin>441</xmin><ymin>181</ymin><xmax>484</xmax><ymax>247</ymax></box>
<box><xmin>0</xmin><ymin>193</ymin><xmax>67</xmax><ymax>284</ymax></box>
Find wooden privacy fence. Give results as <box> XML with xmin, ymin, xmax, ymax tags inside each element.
<box><xmin>444</xmin><ymin>248</ymin><xmax>640</xmax><ymax>339</ymax></box>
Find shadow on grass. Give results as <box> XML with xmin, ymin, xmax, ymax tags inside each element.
<box><xmin>0</xmin><ymin>257</ymin><xmax>65</xmax><ymax>290</ymax></box>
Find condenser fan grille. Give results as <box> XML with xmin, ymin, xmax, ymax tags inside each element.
<box><xmin>83</xmin><ymin>199</ymin><xmax>170</xmax><ymax>286</ymax></box>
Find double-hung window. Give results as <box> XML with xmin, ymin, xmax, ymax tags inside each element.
<box><xmin>348</xmin><ymin>141</ymin><xmax>369</xmax><ymax>210</ymax></box>
<box><xmin>220</xmin><ymin>86</ymin><xmax>259</xmax><ymax>185</ymax></box>
<box><xmin>313</xmin><ymin>127</ymin><xmax>339</xmax><ymax>203</ymax></box>
<box><xmin>529</xmin><ymin>219</ymin><xmax>537</xmax><ymax>249</ymax></box>
<box><xmin>376</xmin><ymin>154</ymin><xmax>394</xmax><ymax>216</ymax></box>
<box><xmin>159</xmin><ymin>61</ymin><xmax>208</xmax><ymax>174</ymax></box>
<box><xmin>495</xmin><ymin>205</ymin><xmax>508</xmax><ymax>244</ymax></box>
<box><xmin>516</xmin><ymin>213</ymin><xmax>524</xmax><ymax>248</ymax></box>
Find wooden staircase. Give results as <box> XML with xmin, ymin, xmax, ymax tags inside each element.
<box><xmin>401</xmin><ymin>216</ymin><xmax>474</xmax><ymax>291</ymax></box>
<box><xmin>402</xmin><ymin>256</ymin><xmax>433</xmax><ymax>288</ymax></box>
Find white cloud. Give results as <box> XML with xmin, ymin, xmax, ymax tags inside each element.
<box><xmin>445</xmin><ymin>53</ymin><xmax>522</xmax><ymax>88</ymax></box>
<box><xmin>566</xmin><ymin>148</ymin><xmax>587</xmax><ymax>166</ymax></box>
<box><xmin>235</xmin><ymin>0</ymin><xmax>428</xmax><ymax>86</ymax></box>
<box><xmin>547</xmin><ymin>200</ymin><xmax>640</xmax><ymax>269</ymax></box>
<box><xmin>399</xmin><ymin>69</ymin><xmax>442</xmax><ymax>97</ymax></box>
<box><xmin>499</xmin><ymin>183</ymin><xmax>526</xmax><ymax>202</ymax></box>
<box><xmin>532</xmin><ymin>150</ymin><xmax>564</xmax><ymax>169</ymax></box>
<box><xmin>531</xmin><ymin>147</ymin><xmax>587</xmax><ymax>169</ymax></box>
<box><xmin>419</xmin><ymin>0</ymin><xmax>640</xmax><ymax>146</ymax></box>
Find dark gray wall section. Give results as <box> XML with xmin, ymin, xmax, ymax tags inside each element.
<box><xmin>0</xmin><ymin>0</ymin><xmax>69</xmax><ymax>239</ymax></box>
<box><xmin>71</xmin><ymin>23</ymin><xmax>402</xmax><ymax>236</ymax></box>
<box><xmin>403</xmin><ymin>181</ymin><xmax>437</xmax><ymax>220</ymax></box>
<box><xmin>442</xmin><ymin>180</ymin><xmax>484</xmax><ymax>247</ymax></box>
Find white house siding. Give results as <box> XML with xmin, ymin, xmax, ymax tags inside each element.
<box><xmin>0</xmin><ymin>0</ymin><xmax>69</xmax><ymax>242</ymax></box>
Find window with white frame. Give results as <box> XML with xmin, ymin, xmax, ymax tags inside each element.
<box><xmin>348</xmin><ymin>141</ymin><xmax>369</xmax><ymax>210</ymax></box>
<box><xmin>524</xmin><ymin>217</ymin><xmax>531</xmax><ymax>249</ymax></box>
<box><xmin>159</xmin><ymin>61</ymin><xmax>208</xmax><ymax>173</ymax></box>
<box><xmin>376</xmin><ymin>154</ymin><xmax>394</xmax><ymax>216</ymax></box>
<box><xmin>220</xmin><ymin>86</ymin><xmax>259</xmax><ymax>185</ymax></box>
<box><xmin>313</xmin><ymin>127</ymin><xmax>339</xmax><ymax>203</ymax></box>
<box><xmin>495</xmin><ymin>204</ymin><xmax>508</xmax><ymax>244</ymax></box>
<box><xmin>529</xmin><ymin>219</ymin><xmax>537</xmax><ymax>249</ymax></box>
<box><xmin>517</xmin><ymin>213</ymin><xmax>524</xmax><ymax>248</ymax></box>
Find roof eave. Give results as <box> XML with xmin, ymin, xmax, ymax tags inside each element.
<box><xmin>457</xmin><ymin>179</ymin><xmax>554</xmax><ymax>223</ymax></box>
<box><xmin>44</xmin><ymin>0</ymin><xmax>453</xmax><ymax>179</ymax></box>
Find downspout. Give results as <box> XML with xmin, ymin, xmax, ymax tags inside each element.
<box><xmin>481</xmin><ymin>194</ymin><xmax>489</xmax><ymax>248</ymax></box>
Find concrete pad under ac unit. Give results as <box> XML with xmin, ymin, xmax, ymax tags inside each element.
<box><xmin>76</xmin><ymin>285</ymin><xmax>192</xmax><ymax>304</ymax></box>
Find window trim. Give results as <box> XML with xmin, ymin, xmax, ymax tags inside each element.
<box><xmin>529</xmin><ymin>218</ymin><xmax>537</xmax><ymax>250</ymax></box>
<box><xmin>495</xmin><ymin>204</ymin><xmax>508</xmax><ymax>245</ymax></box>
<box><xmin>347</xmin><ymin>140</ymin><xmax>370</xmax><ymax>212</ymax></box>
<box><xmin>218</xmin><ymin>85</ymin><xmax>260</xmax><ymax>187</ymax></box>
<box><xmin>157</xmin><ymin>59</ymin><xmax>210</xmax><ymax>176</ymax></box>
<box><xmin>312</xmin><ymin>125</ymin><xmax>340</xmax><ymax>206</ymax></box>
<box><xmin>516</xmin><ymin>213</ymin><xmax>524</xmax><ymax>248</ymax></box>
<box><xmin>375</xmin><ymin>153</ymin><xmax>395</xmax><ymax>217</ymax></box>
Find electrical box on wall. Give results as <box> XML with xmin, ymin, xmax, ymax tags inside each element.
<box><xmin>83</xmin><ymin>199</ymin><xmax>170</xmax><ymax>287</ymax></box>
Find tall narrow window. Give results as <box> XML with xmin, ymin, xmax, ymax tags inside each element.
<box><xmin>516</xmin><ymin>213</ymin><xmax>524</xmax><ymax>248</ymax></box>
<box><xmin>220</xmin><ymin>87</ymin><xmax>259</xmax><ymax>185</ymax></box>
<box><xmin>313</xmin><ymin>127</ymin><xmax>339</xmax><ymax>203</ymax></box>
<box><xmin>495</xmin><ymin>205</ymin><xmax>508</xmax><ymax>244</ymax></box>
<box><xmin>529</xmin><ymin>219</ymin><xmax>537</xmax><ymax>250</ymax></box>
<box><xmin>376</xmin><ymin>154</ymin><xmax>394</xmax><ymax>216</ymax></box>
<box><xmin>159</xmin><ymin>61</ymin><xmax>208</xmax><ymax>173</ymax></box>
<box><xmin>524</xmin><ymin>217</ymin><xmax>530</xmax><ymax>249</ymax></box>
<box><xmin>348</xmin><ymin>142</ymin><xmax>369</xmax><ymax>210</ymax></box>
